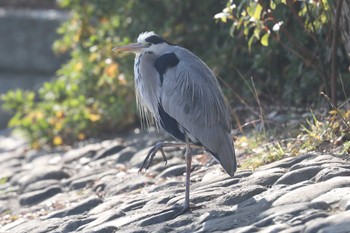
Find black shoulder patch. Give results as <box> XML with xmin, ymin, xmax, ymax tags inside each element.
<box><xmin>158</xmin><ymin>103</ymin><xmax>186</xmax><ymax>142</ymax></box>
<box><xmin>145</xmin><ymin>35</ymin><xmax>166</xmax><ymax>44</ymax></box>
<box><xmin>155</xmin><ymin>53</ymin><xmax>179</xmax><ymax>84</ymax></box>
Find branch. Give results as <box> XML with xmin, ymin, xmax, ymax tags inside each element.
<box><xmin>330</xmin><ymin>0</ymin><xmax>344</xmax><ymax>107</ymax></box>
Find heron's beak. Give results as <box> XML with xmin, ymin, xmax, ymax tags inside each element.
<box><xmin>112</xmin><ymin>43</ymin><xmax>147</xmax><ymax>53</ymax></box>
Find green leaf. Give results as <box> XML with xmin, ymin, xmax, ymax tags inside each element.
<box><xmin>248</xmin><ymin>35</ymin><xmax>255</xmax><ymax>51</ymax></box>
<box><xmin>253</xmin><ymin>3</ymin><xmax>262</xmax><ymax>21</ymax></box>
<box><xmin>261</xmin><ymin>32</ymin><xmax>269</xmax><ymax>46</ymax></box>
<box><xmin>254</xmin><ymin>27</ymin><xmax>261</xmax><ymax>39</ymax></box>
<box><xmin>270</xmin><ymin>1</ymin><xmax>276</xmax><ymax>10</ymax></box>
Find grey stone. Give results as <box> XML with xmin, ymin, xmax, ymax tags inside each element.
<box><xmin>146</xmin><ymin>181</ymin><xmax>184</xmax><ymax>193</ymax></box>
<box><xmin>273</xmin><ymin>176</ymin><xmax>350</xmax><ymax>206</ymax></box>
<box><xmin>0</xmin><ymin>218</ymin><xmax>28</xmax><ymax>232</ymax></box>
<box><xmin>3</xmin><ymin>218</ymin><xmax>63</xmax><ymax>233</ymax></box>
<box><xmin>314</xmin><ymin>166</ymin><xmax>350</xmax><ymax>182</ymax></box>
<box><xmin>47</xmin><ymin>196</ymin><xmax>103</xmax><ymax>218</ymax></box>
<box><xmin>340</xmin><ymin>199</ymin><xmax>350</xmax><ymax>210</ymax></box>
<box><xmin>93</xmin><ymin>143</ymin><xmax>125</xmax><ymax>160</ymax></box>
<box><xmin>256</xmin><ymin>154</ymin><xmax>316</xmax><ymax>171</ymax></box>
<box><xmin>69</xmin><ymin>176</ymin><xmax>97</xmax><ymax>190</ymax></box>
<box><xmin>104</xmin><ymin>174</ymin><xmax>154</xmax><ymax>196</ymax></box>
<box><xmin>82</xmin><ymin>225</ymin><xmax>119</xmax><ymax>233</ymax></box>
<box><xmin>88</xmin><ymin>198</ymin><xmax>123</xmax><ymax>215</ymax></box>
<box><xmin>2</xmin><ymin>128</ymin><xmax>350</xmax><ymax>233</ymax></box>
<box><xmin>78</xmin><ymin>210</ymin><xmax>125</xmax><ymax>231</ymax></box>
<box><xmin>191</xmin><ymin>189</ymin><xmax>227</xmax><ymax>205</ymax></box>
<box><xmin>0</xmin><ymin>129</ymin><xmax>27</xmax><ymax>152</ymax></box>
<box><xmin>138</xmin><ymin>209</ymin><xmax>181</xmax><ymax>227</ymax></box>
<box><xmin>54</xmin><ymin>217</ymin><xmax>95</xmax><ymax>233</ymax></box>
<box><xmin>19</xmin><ymin>185</ymin><xmax>62</xmax><ymax>205</ymax></box>
<box><xmin>302</xmin><ymin>211</ymin><xmax>350</xmax><ymax>233</ymax></box>
<box><xmin>11</xmin><ymin>166</ymin><xmax>69</xmax><ymax>191</ymax></box>
<box><xmin>241</xmin><ymin>167</ymin><xmax>286</xmax><ymax>186</ymax></box>
<box><xmin>199</xmin><ymin>211</ymin><xmax>256</xmax><ymax>232</ymax></box>
<box><xmin>278</xmin><ymin>225</ymin><xmax>304</xmax><ymax>233</ymax></box>
<box><xmin>62</xmin><ymin>144</ymin><xmax>100</xmax><ymax>163</ymax></box>
<box><xmin>199</xmin><ymin>196</ymin><xmax>273</xmax><ymax>232</ymax></box>
<box><xmin>22</xmin><ymin>179</ymin><xmax>60</xmax><ymax>193</ymax></box>
<box><xmin>274</xmin><ymin>166</ymin><xmax>323</xmax><ymax>185</ymax></box>
<box><xmin>118</xmin><ymin>199</ymin><xmax>148</xmax><ymax>212</ymax></box>
<box><xmin>194</xmin><ymin>177</ymin><xmax>240</xmax><ymax>192</ymax></box>
<box><xmin>157</xmin><ymin>164</ymin><xmax>187</xmax><ymax>178</ymax></box>
<box><xmin>258</xmin><ymin>223</ymin><xmax>289</xmax><ymax>233</ymax></box>
<box><xmin>114</xmin><ymin>146</ymin><xmax>138</xmax><ymax>163</ymax></box>
<box><xmin>289</xmin><ymin>154</ymin><xmax>345</xmax><ymax>170</ymax></box>
<box><xmin>312</xmin><ymin>187</ymin><xmax>350</xmax><ymax>207</ymax></box>
<box><xmin>256</xmin><ymin>202</ymin><xmax>329</xmax><ymax>227</ymax></box>
<box><xmin>217</xmin><ymin>185</ymin><xmax>267</xmax><ymax>206</ymax></box>
<box><xmin>226</xmin><ymin>225</ymin><xmax>260</xmax><ymax>233</ymax></box>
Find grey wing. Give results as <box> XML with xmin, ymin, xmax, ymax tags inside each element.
<box><xmin>160</xmin><ymin>49</ymin><xmax>236</xmax><ymax>176</ymax></box>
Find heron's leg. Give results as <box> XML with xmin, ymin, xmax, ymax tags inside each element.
<box><xmin>182</xmin><ymin>141</ymin><xmax>192</xmax><ymax>212</ymax></box>
<box><xmin>139</xmin><ymin>141</ymin><xmax>185</xmax><ymax>172</ymax></box>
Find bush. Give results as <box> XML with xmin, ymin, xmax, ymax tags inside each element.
<box><xmin>1</xmin><ymin>0</ymin><xmax>231</xmax><ymax>147</ymax></box>
<box><xmin>215</xmin><ymin>0</ymin><xmax>350</xmax><ymax>104</ymax></box>
<box><xmin>2</xmin><ymin>0</ymin><xmax>349</xmax><ymax>148</ymax></box>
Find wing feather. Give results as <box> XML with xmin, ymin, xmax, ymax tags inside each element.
<box><xmin>160</xmin><ymin>47</ymin><xmax>236</xmax><ymax>176</ymax></box>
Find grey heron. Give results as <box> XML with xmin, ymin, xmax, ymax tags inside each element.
<box><xmin>113</xmin><ymin>31</ymin><xmax>236</xmax><ymax>214</ymax></box>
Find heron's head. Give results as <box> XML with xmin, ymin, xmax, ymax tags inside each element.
<box><xmin>113</xmin><ymin>31</ymin><xmax>170</xmax><ymax>55</ymax></box>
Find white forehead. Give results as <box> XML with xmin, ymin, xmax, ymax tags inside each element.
<box><xmin>137</xmin><ymin>31</ymin><xmax>156</xmax><ymax>43</ymax></box>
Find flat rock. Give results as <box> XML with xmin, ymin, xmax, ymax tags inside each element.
<box><xmin>111</xmin><ymin>146</ymin><xmax>137</xmax><ymax>163</ymax></box>
<box><xmin>312</xmin><ymin>187</ymin><xmax>350</xmax><ymax>207</ymax></box>
<box><xmin>92</xmin><ymin>142</ymin><xmax>125</xmax><ymax>160</ymax></box>
<box><xmin>289</xmin><ymin>154</ymin><xmax>345</xmax><ymax>170</ymax></box>
<box><xmin>256</xmin><ymin>154</ymin><xmax>315</xmax><ymax>171</ymax></box>
<box><xmin>77</xmin><ymin>209</ymin><xmax>125</xmax><ymax>231</ymax></box>
<box><xmin>11</xmin><ymin>166</ymin><xmax>69</xmax><ymax>191</ymax></box>
<box><xmin>157</xmin><ymin>164</ymin><xmax>186</xmax><ymax>178</ymax></box>
<box><xmin>274</xmin><ymin>166</ymin><xmax>323</xmax><ymax>185</ymax></box>
<box><xmin>19</xmin><ymin>185</ymin><xmax>62</xmax><ymax>206</ymax></box>
<box><xmin>217</xmin><ymin>185</ymin><xmax>267</xmax><ymax>206</ymax></box>
<box><xmin>302</xmin><ymin>210</ymin><xmax>350</xmax><ymax>233</ymax></box>
<box><xmin>314</xmin><ymin>166</ymin><xmax>350</xmax><ymax>182</ymax></box>
<box><xmin>273</xmin><ymin>176</ymin><xmax>350</xmax><ymax>206</ymax></box>
<box><xmin>241</xmin><ymin>167</ymin><xmax>286</xmax><ymax>186</ymax></box>
<box><xmin>47</xmin><ymin>196</ymin><xmax>103</xmax><ymax>218</ymax></box>
<box><xmin>1</xmin><ymin>129</ymin><xmax>350</xmax><ymax>233</ymax></box>
<box><xmin>256</xmin><ymin>201</ymin><xmax>329</xmax><ymax>227</ymax></box>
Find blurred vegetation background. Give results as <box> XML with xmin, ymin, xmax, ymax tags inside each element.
<box><xmin>1</xmin><ymin>0</ymin><xmax>349</xmax><ymax>148</ymax></box>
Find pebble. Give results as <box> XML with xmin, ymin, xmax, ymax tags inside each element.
<box><xmin>1</xmin><ymin>130</ymin><xmax>350</xmax><ymax>233</ymax></box>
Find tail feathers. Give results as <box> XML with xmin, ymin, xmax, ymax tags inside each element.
<box><xmin>207</xmin><ymin>132</ymin><xmax>236</xmax><ymax>177</ymax></box>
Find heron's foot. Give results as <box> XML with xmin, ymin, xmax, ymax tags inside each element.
<box><xmin>158</xmin><ymin>203</ymin><xmax>202</xmax><ymax>218</ymax></box>
<box><xmin>139</xmin><ymin>142</ymin><xmax>168</xmax><ymax>172</ymax></box>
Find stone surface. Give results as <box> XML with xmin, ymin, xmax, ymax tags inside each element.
<box><xmin>1</xmin><ymin>130</ymin><xmax>350</xmax><ymax>233</ymax></box>
<box><xmin>19</xmin><ymin>185</ymin><xmax>62</xmax><ymax>206</ymax></box>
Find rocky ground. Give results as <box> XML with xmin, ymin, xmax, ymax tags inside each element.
<box><xmin>1</xmin><ymin>128</ymin><xmax>350</xmax><ymax>233</ymax></box>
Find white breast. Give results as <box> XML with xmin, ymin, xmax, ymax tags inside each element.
<box><xmin>134</xmin><ymin>52</ymin><xmax>162</xmax><ymax>125</ymax></box>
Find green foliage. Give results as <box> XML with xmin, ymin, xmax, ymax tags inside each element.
<box><xmin>1</xmin><ymin>0</ymin><xmax>349</xmax><ymax>148</ymax></box>
<box><xmin>215</xmin><ymin>0</ymin><xmax>350</xmax><ymax>104</ymax></box>
<box><xmin>238</xmin><ymin>106</ymin><xmax>350</xmax><ymax>170</ymax></box>
<box><xmin>1</xmin><ymin>0</ymin><xmax>231</xmax><ymax>147</ymax></box>
<box><xmin>237</xmin><ymin>132</ymin><xmax>286</xmax><ymax>170</ymax></box>
<box><xmin>296</xmin><ymin>108</ymin><xmax>350</xmax><ymax>155</ymax></box>
<box><xmin>1</xmin><ymin>1</ymin><xmax>138</xmax><ymax>147</ymax></box>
